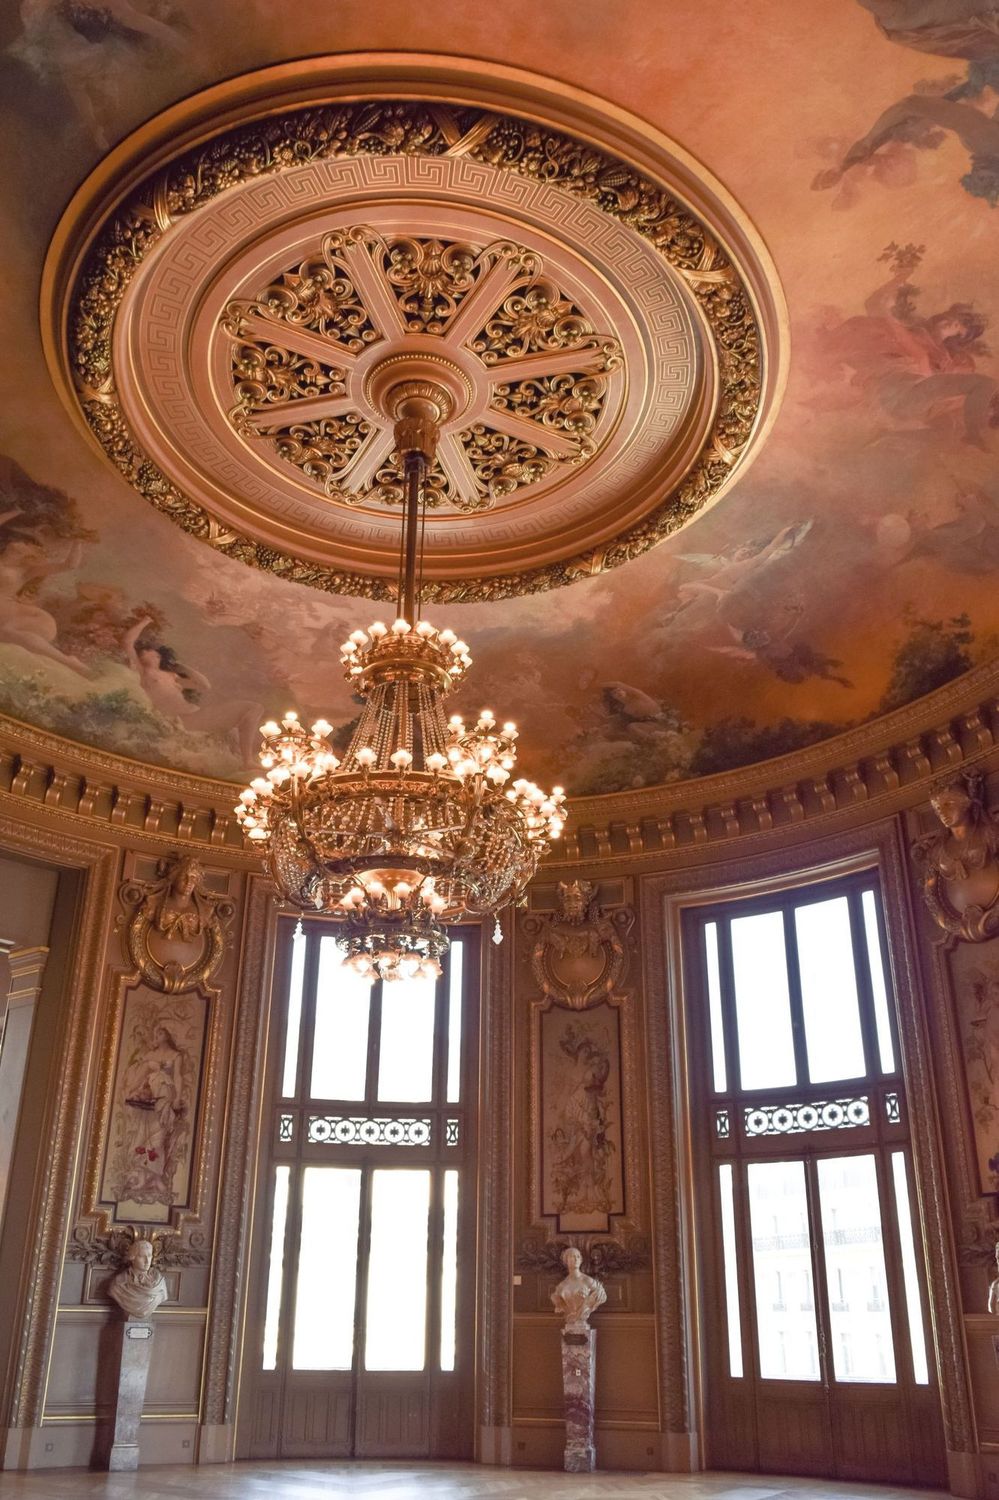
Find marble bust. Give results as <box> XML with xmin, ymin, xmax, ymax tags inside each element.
<box><xmin>109</xmin><ymin>1236</ymin><xmax>168</xmax><ymax>1321</ymax></box>
<box><xmin>551</xmin><ymin>1246</ymin><xmax>606</xmax><ymax>1333</ymax></box>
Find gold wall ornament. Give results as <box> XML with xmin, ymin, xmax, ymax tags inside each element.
<box><xmin>46</xmin><ymin>73</ymin><xmax>781</xmax><ymax>602</ymax></box>
<box><xmin>118</xmin><ymin>852</ymin><xmax>235</xmax><ymax>995</ymax></box>
<box><xmin>525</xmin><ymin>878</ymin><xmax>634</xmax><ymax>1010</ymax></box>
<box><xmin>913</xmin><ymin>772</ymin><xmax>999</xmax><ymax>946</ymax></box>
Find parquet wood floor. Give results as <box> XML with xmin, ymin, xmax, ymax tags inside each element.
<box><xmin>0</xmin><ymin>1462</ymin><xmax>949</xmax><ymax>1500</ymax></box>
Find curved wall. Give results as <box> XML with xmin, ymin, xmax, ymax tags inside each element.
<box><xmin>1</xmin><ymin>683</ymin><xmax>998</xmax><ymax>1494</ymax></box>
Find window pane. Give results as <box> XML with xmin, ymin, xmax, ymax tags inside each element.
<box><xmin>718</xmin><ymin>1163</ymin><xmax>743</xmax><ymax>1377</ymax></box>
<box><xmin>891</xmin><ymin>1151</ymin><xmax>930</xmax><ymax>1384</ymax></box>
<box><xmin>816</xmin><ymin>1155</ymin><xmax>895</xmax><ymax>1384</ymax></box>
<box><xmin>262</xmin><ymin>1165</ymin><xmax>289</xmax><ymax>1370</ymax></box>
<box><xmin>704</xmin><ymin>922</ymin><xmax>727</xmax><ymax>1093</ymax></box>
<box><xmin>281</xmin><ymin>923</ymin><xmax>306</xmax><ymax>1098</ymax></box>
<box><xmin>747</xmin><ymin>1159</ymin><xmax>819</xmax><ymax>1381</ymax></box>
<box><xmin>365</xmin><ymin>1169</ymin><xmax>430</xmax><ymax>1370</ymax></box>
<box><xmin>292</xmin><ymin>1167</ymin><xmax>362</xmax><ymax>1370</ymax></box>
<box><xmin>794</xmin><ymin>896</ymin><xmax>866</xmax><ymax>1084</ymax></box>
<box><xmin>311</xmin><ymin>938</ymin><xmax>371</xmax><ymax>1100</ymax></box>
<box><xmin>446</xmin><ymin>941</ymin><xmax>463</xmax><ymax>1104</ymax></box>
<box><xmin>440</xmin><ymin>1170</ymin><xmax>459</xmax><ymax>1371</ymax></box>
<box><xmin>862</xmin><ymin>890</ymin><xmax>896</xmax><ymax>1073</ymax></box>
<box><xmin>378</xmin><ymin>973</ymin><xmax>436</xmax><ymax>1103</ymax></box>
<box><xmin>731</xmin><ymin>911</ymin><xmax>796</xmax><ymax>1090</ymax></box>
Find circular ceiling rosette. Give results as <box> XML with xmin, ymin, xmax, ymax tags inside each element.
<box><xmin>45</xmin><ymin>62</ymin><xmax>785</xmax><ymax>603</ymax></box>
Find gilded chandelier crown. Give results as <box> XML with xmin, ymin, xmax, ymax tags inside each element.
<box><xmin>236</xmin><ymin>368</ymin><xmax>566</xmax><ymax>981</ymax></box>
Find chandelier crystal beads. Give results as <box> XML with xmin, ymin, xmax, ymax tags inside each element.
<box><xmin>236</xmin><ymin>371</ymin><xmax>566</xmax><ymax>980</ymax></box>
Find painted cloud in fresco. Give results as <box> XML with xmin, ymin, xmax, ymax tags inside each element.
<box><xmin>1</xmin><ymin>0</ymin><xmax>999</xmax><ymax>794</ymax></box>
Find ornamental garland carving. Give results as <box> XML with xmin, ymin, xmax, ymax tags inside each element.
<box><xmin>524</xmin><ymin>878</ymin><xmax>634</xmax><ymax>1009</ymax></box>
<box><xmin>118</xmin><ymin>852</ymin><xmax>235</xmax><ymax>994</ymax></box>
<box><xmin>516</xmin><ymin>1233</ymin><xmax>650</xmax><ymax>1277</ymax></box>
<box><xmin>65</xmin><ymin>99</ymin><xmax>762</xmax><ymax>603</ymax></box>
<box><xmin>912</xmin><ymin>772</ymin><xmax>999</xmax><ymax>946</ymax></box>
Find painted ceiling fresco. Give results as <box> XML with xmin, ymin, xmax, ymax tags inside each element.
<box><xmin>2</xmin><ymin>0</ymin><xmax>999</xmax><ymax>795</ymax></box>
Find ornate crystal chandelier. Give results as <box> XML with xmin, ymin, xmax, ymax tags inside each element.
<box><xmin>235</xmin><ymin>373</ymin><xmax>566</xmax><ymax>981</ymax></box>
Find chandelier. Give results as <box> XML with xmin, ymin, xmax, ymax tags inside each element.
<box><xmin>235</xmin><ymin>372</ymin><xmax>566</xmax><ymax>981</ymax></box>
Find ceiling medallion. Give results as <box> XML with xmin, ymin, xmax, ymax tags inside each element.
<box><xmin>221</xmin><ymin>227</ymin><xmax>619</xmax><ymax>515</ymax></box>
<box><xmin>48</xmin><ymin>76</ymin><xmax>782</xmax><ymax>602</ymax></box>
<box><xmin>237</xmin><ymin>375</ymin><xmax>565</xmax><ymax>981</ymax></box>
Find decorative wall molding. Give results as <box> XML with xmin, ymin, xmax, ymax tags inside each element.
<box><xmin>201</xmin><ymin>877</ymin><xmax>279</xmax><ymax>1428</ymax></box>
<box><xmin>478</xmin><ymin>908</ymin><xmax>514</xmax><ymax>1437</ymax></box>
<box><xmin>0</xmin><ymin>816</ymin><xmax>118</xmax><ymax>1433</ymax></box>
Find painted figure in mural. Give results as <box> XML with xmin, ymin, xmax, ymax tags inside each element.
<box><xmin>551</xmin><ymin>1246</ymin><xmax>606</xmax><ymax>1333</ymax></box>
<box><xmin>9</xmin><ymin>0</ymin><xmax>188</xmax><ymax>152</ymax></box>
<box><xmin>108</xmin><ymin>1234</ymin><xmax>168</xmax><ymax>1320</ymax></box>
<box><xmin>124</xmin><ymin>615</ymin><xmax>262</xmax><ymax>765</ymax></box>
<box><xmin>116</xmin><ymin>1021</ymin><xmax>190</xmax><ymax>1207</ymax></box>
<box><xmin>550</xmin><ymin>1023</ymin><xmax>615</xmax><ymax>1217</ymax></box>
<box><xmin>815</xmin><ymin>3</ymin><xmax>999</xmax><ymax>207</ymax></box>
<box><xmin>709</xmin><ymin>612</ymin><xmax>854</xmax><ymax>688</ymax></box>
<box><xmin>670</xmin><ymin>522</ymin><xmax>813</xmax><ymax>621</ymax></box>
<box><xmin>814</xmin><ymin>245</ymin><xmax>999</xmax><ymax>446</ymax></box>
<box><xmin>0</xmin><ymin>508</ymin><xmax>90</xmax><ymax>675</ymax></box>
<box><xmin>914</xmin><ymin>773</ymin><xmax>999</xmax><ymax>943</ymax></box>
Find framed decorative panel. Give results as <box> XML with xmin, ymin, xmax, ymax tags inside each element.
<box><xmin>96</xmin><ymin>982</ymin><xmax>210</xmax><ymax>1224</ymax></box>
<box><xmin>942</xmin><ymin>935</ymin><xmax>999</xmax><ymax>1196</ymax></box>
<box><xmin>538</xmin><ymin>999</ymin><xmax>625</xmax><ymax>1233</ymax></box>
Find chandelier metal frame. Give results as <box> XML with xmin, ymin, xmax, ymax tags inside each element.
<box><xmin>236</xmin><ymin>365</ymin><xmax>566</xmax><ymax>980</ymax></box>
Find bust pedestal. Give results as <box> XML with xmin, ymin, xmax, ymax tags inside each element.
<box><xmin>105</xmin><ymin>1315</ymin><xmax>156</xmax><ymax>1470</ymax></box>
<box><xmin>560</xmin><ymin>1327</ymin><xmax>596</xmax><ymax>1473</ymax></box>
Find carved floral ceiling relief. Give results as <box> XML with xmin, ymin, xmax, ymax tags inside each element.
<box><xmin>3</xmin><ymin>3</ymin><xmax>999</xmax><ymax>794</ymax></box>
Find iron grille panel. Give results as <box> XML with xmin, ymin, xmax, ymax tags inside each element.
<box><xmin>744</xmin><ymin>1095</ymin><xmax>870</xmax><ymax>1137</ymax></box>
<box><xmin>306</xmin><ymin>1115</ymin><xmax>432</xmax><ymax>1146</ymax></box>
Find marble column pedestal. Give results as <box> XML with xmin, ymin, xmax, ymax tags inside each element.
<box><xmin>105</xmin><ymin>1316</ymin><xmax>155</xmax><ymax>1470</ymax></box>
<box><xmin>560</xmin><ymin>1328</ymin><xmax>596</xmax><ymax>1473</ymax></box>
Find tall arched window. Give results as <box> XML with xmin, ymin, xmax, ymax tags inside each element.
<box><xmin>240</xmin><ymin>918</ymin><xmax>478</xmax><ymax>1461</ymax></box>
<box><xmin>685</xmin><ymin>871</ymin><xmax>944</xmax><ymax>1486</ymax></box>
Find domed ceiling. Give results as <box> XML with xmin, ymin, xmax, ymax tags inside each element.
<box><xmin>3</xmin><ymin>1</ymin><xmax>999</xmax><ymax>796</ymax></box>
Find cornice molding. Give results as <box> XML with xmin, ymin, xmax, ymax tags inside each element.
<box><xmin>2</xmin><ymin>658</ymin><xmax>999</xmax><ymax>866</ymax></box>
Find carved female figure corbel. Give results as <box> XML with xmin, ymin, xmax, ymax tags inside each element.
<box><xmin>119</xmin><ymin>853</ymin><xmax>234</xmax><ymax>994</ymax></box>
<box><xmin>913</xmin><ymin>773</ymin><xmax>999</xmax><ymax>946</ymax></box>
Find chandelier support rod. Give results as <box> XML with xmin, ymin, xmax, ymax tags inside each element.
<box><xmin>400</xmin><ymin>453</ymin><xmax>424</xmax><ymax>625</ymax></box>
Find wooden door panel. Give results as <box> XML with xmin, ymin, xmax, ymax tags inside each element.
<box><xmin>355</xmin><ymin>1379</ymin><xmax>429</xmax><ymax>1457</ymax></box>
<box><xmin>282</xmin><ymin>1380</ymin><xmax>353</xmax><ymax>1457</ymax></box>
<box><xmin>757</xmin><ymin>1389</ymin><xmax>831</xmax><ymax>1476</ymax></box>
<box><xmin>832</xmin><ymin>1390</ymin><xmax>910</xmax><ymax>1483</ymax></box>
<box><xmin>246</xmin><ymin>1384</ymin><xmax>280</xmax><ymax>1459</ymax></box>
<box><xmin>706</xmin><ymin>1381</ymin><xmax>755</xmax><ymax>1470</ymax></box>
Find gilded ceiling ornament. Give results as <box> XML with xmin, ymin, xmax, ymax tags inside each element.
<box><xmin>55</xmin><ymin>95</ymin><xmax>768</xmax><ymax>601</ymax></box>
<box><xmin>913</xmin><ymin>772</ymin><xmax>999</xmax><ymax>946</ymax></box>
<box><xmin>118</xmin><ymin>853</ymin><xmax>235</xmax><ymax>994</ymax></box>
<box><xmin>220</xmin><ymin>226</ymin><xmax>610</xmax><ymax>514</ymax></box>
<box><xmin>525</xmin><ymin>879</ymin><xmax>634</xmax><ymax>1010</ymax></box>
